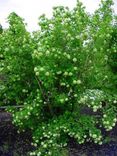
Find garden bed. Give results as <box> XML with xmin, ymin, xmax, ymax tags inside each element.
<box><xmin>69</xmin><ymin>126</ymin><xmax>117</xmax><ymax>156</ymax></box>
<box><xmin>0</xmin><ymin>112</ymin><xmax>117</xmax><ymax>156</ymax></box>
<box><xmin>0</xmin><ymin>123</ymin><xmax>33</xmax><ymax>156</ymax></box>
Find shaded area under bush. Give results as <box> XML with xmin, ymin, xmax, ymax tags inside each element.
<box><xmin>0</xmin><ymin>118</ymin><xmax>117</xmax><ymax>156</ymax></box>
<box><xmin>0</xmin><ymin>120</ymin><xmax>33</xmax><ymax>156</ymax></box>
<box><xmin>69</xmin><ymin>126</ymin><xmax>117</xmax><ymax>156</ymax></box>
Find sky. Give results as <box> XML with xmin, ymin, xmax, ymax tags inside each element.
<box><xmin>0</xmin><ymin>0</ymin><xmax>117</xmax><ymax>31</ymax></box>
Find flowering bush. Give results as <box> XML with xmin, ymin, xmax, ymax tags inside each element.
<box><xmin>0</xmin><ymin>0</ymin><xmax>117</xmax><ymax>155</ymax></box>
<box><xmin>0</xmin><ymin>12</ymin><xmax>35</xmax><ymax>105</ymax></box>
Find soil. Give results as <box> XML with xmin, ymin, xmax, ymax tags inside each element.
<box><xmin>0</xmin><ymin>121</ymin><xmax>33</xmax><ymax>156</ymax></box>
<box><xmin>69</xmin><ymin>126</ymin><xmax>117</xmax><ymax>156</ymax></box>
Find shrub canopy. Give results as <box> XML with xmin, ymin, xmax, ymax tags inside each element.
<box><xmin>0</xmin><ymin>0</ymin><xmax>117</xmax><ymax>156</ymax></box>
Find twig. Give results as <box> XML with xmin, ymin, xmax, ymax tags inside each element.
<box><xmin>35</xmin><ymin>76</ymin><xmax>54</xmax><ymax>116</ymax></box>
<box><xmin>0</xmin><ymin>105</ymin><xmax>24</xmax><ymax>110</ymax></box>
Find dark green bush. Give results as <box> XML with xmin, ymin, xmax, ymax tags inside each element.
<box><xmin>0</xmin><ymin>0</ymin><xmax>117</xmax><ymax>156</ymax></box>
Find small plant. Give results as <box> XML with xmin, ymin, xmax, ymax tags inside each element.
<box><xmin>0</xmin><ymin>0</ymin><xmax>117</xmax><ymax>155</ymax></box>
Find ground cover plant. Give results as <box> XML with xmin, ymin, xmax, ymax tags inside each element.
<box><xmin>0</xmin><ymin>0</ymin><xmax>117</xmax><ymax>155</ymax></box>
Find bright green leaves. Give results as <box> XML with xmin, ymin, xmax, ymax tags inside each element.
<box><xmin>102</xmin><ymin>106</ymin><xmax>117</xmax><ymax>131</ymax></box>
<box><xmin>8</xmin><ymin>12</ymin><xmax>27</xmax><ymax>36</ymax></box>
<box><xmin>0</xmin><ymin>24</ymin><xmax>3</xmax><ymax>34</ymax></box>
<box><xmin>0</xmin><ymin>0</ymin><xmax>117</xmax><ymax>156</ymax></box>
<box><xmin>0</xmin><ymin>12</ymin><xmax>35</xmax><ymax>105</ymax></box>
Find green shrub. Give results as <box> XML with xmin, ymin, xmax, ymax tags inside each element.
<box><xmin>0</xmin><ymin>12</ymin><xmax>35</xmax><ymax>105</ymax></box>
<box><xmin>0</xmin><ymin>0</ymin><xmax>117</xmax><ymax>156</ymax></box>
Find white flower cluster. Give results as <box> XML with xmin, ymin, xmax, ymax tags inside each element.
<box><xmin>89</xmin><ymin>130</ymin><xmax>102</xmax><ymax>144</ymax></box>
<box><xmin>34</xmin><ymin>66</ymin><xmax>51</xmax><ymax>77</ymax></box>
<box><xmin>13</xmin><ymin>92</ymin><xmax>41</xmax><ymax>127</ymax></box>
<box><xmin>102</xmin><ymin>114</ymin><xmax>117</xmax><ymax>131</ymax></box>
<box><xmin>61</xmin><ymin>125</ymin><xmax>85</xmax><ymax>144</ymax></box>
<box><xmin>32</xmin><ymin>50</ymin><xmax>43</xmax><ymax>59</ymax></box>
<box><xmin>79</xmin><ymin>89</ymin><xmax>105</xmax><ymax>112</ymax></box>
<box><xmin>73</xmin><ymin>79</ymin><xmax>82</xmax><ymax>85</ymax></box>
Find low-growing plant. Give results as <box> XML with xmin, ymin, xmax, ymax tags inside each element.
<box><xmin>0</xmin><ymin>0</ymin><xmax>117</xmax><ymax>155</ymax></box>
